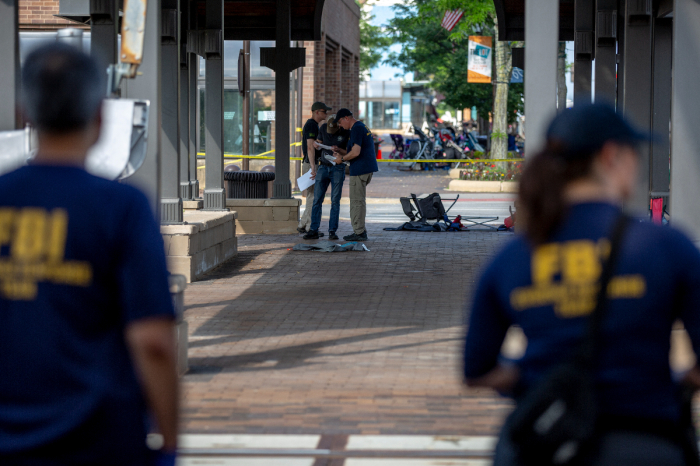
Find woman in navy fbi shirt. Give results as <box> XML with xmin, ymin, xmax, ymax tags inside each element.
<box><xmin>463</xmin><ymin>104</ymin><xmax>700</xmax><ymax>465</ymax></box>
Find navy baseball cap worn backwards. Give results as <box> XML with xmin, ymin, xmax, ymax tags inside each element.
<box><xmin>546</xmin><ymin>103</ymin><xmax>650</xmax><ymax>159</ymax></box>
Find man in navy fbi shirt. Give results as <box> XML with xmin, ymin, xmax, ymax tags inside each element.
<box><xmin>0</xmin><ymin>44</ymin><xmax>178</xmax><ymax>465</ymax></box>
<box><xmin>333</xmin><ymin>108</ymin><xmax>378</xmax><ymax>241</ymax></box>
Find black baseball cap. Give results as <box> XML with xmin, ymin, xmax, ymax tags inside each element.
<box><xmin>336</xmin><ymin>108</ymin><xmax>353</xmax><ymax>120</ymax></box>
<box><xmin>546</xmin><ymin>103</ymin><xmax>651</xmax><ymax>159</ymax></box>
<box><xmin>311</xmin><ymin>102</ymin><xmax>332</xmax><ymax>112</ymax></box>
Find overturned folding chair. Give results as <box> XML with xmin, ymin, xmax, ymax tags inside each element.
<box><xmin>399</xmin><ymin>193</ymin><xmax>459</xmax><ymax>223</ymax></box>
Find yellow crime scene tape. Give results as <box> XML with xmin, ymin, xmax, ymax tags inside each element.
<box><xmin>197</xmin><ymin>136</ymin><xmax>523</xmax><ymax>166</ymax></box>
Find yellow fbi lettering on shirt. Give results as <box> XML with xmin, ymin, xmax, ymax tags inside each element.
<box><xmin>510</xmin><ymin>239</ymin><xmax>646</xmax><ymax>317</ymax></box>
<box><xmin>0</xmin><ymin>207</ymin><xmax>93</xmax><ymax>301</ymax></box>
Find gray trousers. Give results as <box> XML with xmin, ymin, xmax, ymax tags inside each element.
<box><xmin>349</xmin><ymin>172</ymin><xmax>372</xmax><ymax>234</ymax></box>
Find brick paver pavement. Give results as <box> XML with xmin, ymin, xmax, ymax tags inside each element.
<box><xmin>181</xmin><ymin>219</ymin><xmax>515</xmax><ymax>436</ymax></box>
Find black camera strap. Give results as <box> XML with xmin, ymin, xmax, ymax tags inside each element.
<box><xmin>575</xmin><ymin>213</ymin><xmax>629</xmax><ymax>370</ymax></box>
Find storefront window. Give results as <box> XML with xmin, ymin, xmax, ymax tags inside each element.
<box><xmin>368</xmin><ymin>101</ymin><xmax>383</xmax><ymax>129</ymax></box>
<box><xmin>384</xmin><ymin>102</ymin><xmax>400</xmax><ymax>129</ymax></box>
<box><xmin>251</xmin><ymin>90</ymin><xmax>274</xmax><ymax>154</ymax></box>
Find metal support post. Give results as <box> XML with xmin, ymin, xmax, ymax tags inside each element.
<box><xmin>203</xmin><ymin>0</ymin><xmax>226</xmax><ymax>210</ymax></box>
<box><xmin>574</xmin><ymin>0</ymin><xmax>594</xmax><ymax>105</ymax></box>
<box><xmin>242</xmin><ymin>41</ymin><xmax>250</xmax><ymax>171</ymax></box>
<box><xmin>189</xmin><ymin>53</ymin><xmax>199</xmax><ymax>198</ymax></box>
<box><xmin>123</xmin><ymin>0</ymin><xmax>162</xmax><ymax>217</ymax></box>
<box><xmin>524</xmin><ymin>0</ymin><xmax>559</xmax><ymax>153</ymax></box>
<box><xmin>620</xmin><ymin>0</ymin><xmax>652</xmax><ymax>215</ymax></box>
<box><xmin>179</xmin><ymin>1</ymin><xmax>192</xmax><ymax>201</ymax></box>
<box><xmin>160</xmin><ymin>0</ymin><xmax>183</xmax><ymax>223</ymax></box>
<box><xmin>188</xmin><ymin>0</ymin><xmax>199</xmax><ymax>199</ymax></box>
<box><xmin>0</xmin><ymin>0</ymin><xmax>20</xmax><ymax>131</ymax></box>
<box><xmin>671</xmin><ymin>0</ymin><xmax>700</xmax><ymax>241</ymax></box>
<box><xmin>272</xmin><ymin>0</ymin><xmax>292</xmax><ymax>198</ymax></box>
<box><xmin>650</xmin><ymin>18</ymin><xmax>672</xmax><ymax>199</ymax></box>
<box><xmin>294</xmin><ymin>62</ymin><xmax>303</xmax><ymax>190</ymax></box>
<box><xmin>595</xmin><ymin>0</ymin><xmax>618</xmax><ymax>105</ymax></box>
<box><xmin>90</xmin><ymin>0</ymin><xmax>118</xmax><ymax>74</ymax></box>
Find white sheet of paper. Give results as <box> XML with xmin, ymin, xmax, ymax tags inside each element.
<box><xmin>323</xmin><ymin>154</ymin><xmax>337</xmax><ymax>166</ymax></box>
<box><xmin>297</xmin><ymin>169</ymin><xmax>315</xmax><ymax>191</ymax></box>
<box><xmin>317</xmin><ymin>143</ymin><xmax>334</xmax><ymax>151</ymax></box>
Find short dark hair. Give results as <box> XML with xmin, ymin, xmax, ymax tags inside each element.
<box><xmin>21</xmin><ymin>42</ymin><xmax>104</xmax><ymax>133</ymax></box>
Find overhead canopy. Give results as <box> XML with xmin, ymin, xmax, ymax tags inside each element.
<box><xmin>57</xmin><ymin>0</ymin><xmax>325</xmax><ymax>41</ymax></box>
<box><xmin>206</xmin><ymin>0</ymin><xmax>325</xmax><ymax>41</ymax></box>
<box><xmin>493</xmin><ymin>0</ymin><xmax>575</xmax><ymax>41</ymax></box>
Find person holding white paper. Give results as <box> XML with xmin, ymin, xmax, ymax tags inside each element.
<box><xmin>297</xmin><ymin>102</ymin><xmax>331</xmax><ymax>234</ymax></box>
<box><xmin>304</xmin><ymin>116</ymin><xmax>350</xmax><ymax>240</ymax></box>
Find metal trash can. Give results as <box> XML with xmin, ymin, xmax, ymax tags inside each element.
<box><xmin>224</xmin><ymin>170</ymin><xmax>276</xmax><ymax>198</ymax></box>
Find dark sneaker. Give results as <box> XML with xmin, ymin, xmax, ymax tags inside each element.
<box><xmin>329</xmin><ymin>232</ymin><xmax>339</xmax><ymax>240</ymax></box>
<box><xmin>303</xmin><ymin>230</ymin><xmax>320</xmax><ymax>240</ymax></box>
<box><xmin>318</xmin><ymin>232</ymin><xmax>325</xmax><ymax>237</ymax></box>
<box><xmin>343</xmin><ymin>231</ymin><xmax>368</xmax><ymax>241</ymax></box>
<box><xmin>297</xmin><ymin>227</ymin><xmax>307</xmax><ymax>234</ymax></box>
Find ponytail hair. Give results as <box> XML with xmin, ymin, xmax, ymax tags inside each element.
<box><xmin>518</xmin><ymin>143</ymin><xmax>595</xmax><ymax>245</ymax></box>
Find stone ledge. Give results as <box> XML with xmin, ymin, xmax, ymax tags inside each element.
<box><xmin>236</xmin><ymin>220</ymin><xmax>298</xmax><ymax>235</ymax></box>
<box><xmin>161</xmin><ymin>211</ymin><xmax>238</xmax><ymax>282</ymax></box>
<box><xmin>183</xmin><ymin>200</ymin><xmax>203</xmax><ymax>210</ymax></box>
<box><xmin>226</xmin><ymin>198</ymin><xmax>301</xmax><ymax>207</ymax></box>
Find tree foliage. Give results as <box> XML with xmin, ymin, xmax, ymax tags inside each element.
<box><xmin>359</xmin><ymin>5</ymin><xmax>393</xmax><ymax>78</ymax></box>
<box><xmin>385</xmin><ymin>0</ymin><xmax>523</xmax><ymax>124</ymax></box>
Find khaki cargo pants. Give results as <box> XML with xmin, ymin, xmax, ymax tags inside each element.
<box><xmin>349</xmin><ymin>172</ymin><xmax>372</xmax><ymax>235</ymax></box>
<box><xmin>298</xmin><ymin>161</ymin><xmax>314</xmax><ymax>231</ymax></box>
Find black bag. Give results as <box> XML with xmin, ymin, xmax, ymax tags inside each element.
<box><xmin>506</xmin><ymin>215</ymin><xmax>629</xmax><ymax>466</ymax></box>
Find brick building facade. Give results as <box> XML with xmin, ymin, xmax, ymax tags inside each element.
<box><xmin>18</xmin><ymin>0</ymin><xmax>72</xmax><ymax>30</ymax></box>
<box><xmin>300</xmin><ymin>0</ymin><xmax>361</xmax><ymax>118</ymax></box>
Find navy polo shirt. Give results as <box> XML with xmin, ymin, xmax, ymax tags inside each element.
<box><xmin>346</xmin><ymin>121</ymin><xmax>378</xmax><ymax>176</ymax></box>
<box><xmin>464</xmin><ymin>202</ymin><xmax>700</xmax><ymax>422</ymax></box>
<box><xmin>0</xmin><ymin>165</ymin><xmax>175</xmax><ymax>463</ymax></box>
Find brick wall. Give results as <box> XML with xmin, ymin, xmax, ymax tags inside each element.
<box><xmin>299</xmin><ymin>0</ymin><xmax>360</xmax><ymax>118</ymax></box>
<box><xmin>19</xmin><ymin>0</ymin><xmax>75</xmax><ymax>30</ymax></box>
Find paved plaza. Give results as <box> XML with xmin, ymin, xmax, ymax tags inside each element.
<box><xmin>181</xmin><ymin>168</ymin><xmax>516</xmax><ymax>441</ymax></box>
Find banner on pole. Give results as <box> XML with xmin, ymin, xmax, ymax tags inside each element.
<box><xmin>467</xmin><ymin>36</ymin><xmax>492</xmax><ymax>83</ymax></box>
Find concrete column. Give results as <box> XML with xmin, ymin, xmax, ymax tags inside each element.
<box><xmin>187</xmin><ymin>0</ymin><xmax>199</xmax><ymax>198</ymax></box>
<box><xmin>189</xmin><ymin>53</ymin><xmax>198</xmax><ymax>198</ymax></box>
<box><xmin>0</xmin><ymin>0</ymin><xmax>20</xmax><ymax>131</ymax></box>
<box><xmin>670</xmin><ymin>0</ymin><xmax>700</xmax><ymax>241</ymax></box>
<box><xmin>524</xmin><ymin>0</ymin><xmax>559</xmax><ymax>153</ymax></box>
<box><xmin>242</xmin><ymin>41</ymin><xmax>250</xmax><ymax>171</ymax></box>
<box><xmin>650</xmin><ymin>18</ymin><xmax>672</xmax><ymax>198</ymax></box>
<box><xmin>620</xmin><ymin>0</ymin><xmax>652</xmax><ymax>215</ymax></box>
<box><xmin>179</xmin><ymin>2</ymin><xmax>192</xmax><ymax>201</ymax></box>
<box><xmin>595</xmin><ymin>0</ymin><xmax>617</xmax><ymax>104</ymax></box>
<box><xmin>574</xmin><ymin>0</ymin><xmax>594</xmax><ymax>105</ymax></box>
<box><xmin>123</xmin><ymin>0</ymin><xmax>162</xmax><ymax>217</ymax></box>
<box><xmin>90</xmin><ymin>0</ymin><xmax>118</xmax><ymax>73</ymax></box>
<box><xmin>203</xmin><ymin>0</ymin><xmax>226</xmax><ymax>210</ymax></box>
<box><xmin>160</xmin><ymin>1</ymin><xmax>183</xmax><ymax>223</ymax></box>
<box><xmin>273</xmin><ymin>0</ymin><xmax>292</xmax><ymax>198</ymax></box>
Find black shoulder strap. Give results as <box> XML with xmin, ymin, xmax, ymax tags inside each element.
<box><xmin>577</xmin><ymin>213</ymin><xmax>630</xmax><ymax>368</ymax></box>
